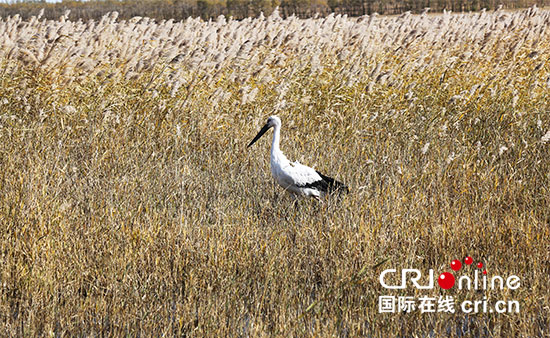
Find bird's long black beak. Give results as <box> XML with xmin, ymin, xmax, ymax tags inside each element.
<box><xmin>247</xmin><ymin>124</ymin><xmax>271</xmax><ymax>148</ymax></box>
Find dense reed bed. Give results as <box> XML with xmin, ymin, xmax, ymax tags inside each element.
<box><xmin>0</xmin><ymin>6</ymin><xmax>549</xmax><ymax>336</ymax></box>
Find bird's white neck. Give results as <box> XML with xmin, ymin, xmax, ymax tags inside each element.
<box><xmin>271</xmin><ymin>123</ymin><xmax>281</xmax><ymax>155</ymax></box>
<box><xmin>270</xmin><ymin>122</ymin><xmax>289</xmax><ymax>166</ymax></box>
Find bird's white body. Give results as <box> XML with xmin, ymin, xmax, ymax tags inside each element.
<box><xmin>248</xmin><ymin>116</ymin><xmax>347</xmax><ymax>199</ymax></box>
<box><xmin>268</xmin><ymin>118</ymin><xmax>324</xmax><ymax>198</ymax></box>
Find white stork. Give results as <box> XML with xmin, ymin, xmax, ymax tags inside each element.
<box><xmin>247</xmin><ymin>115</ymin><xmax>348</xmax><ymax>200</ymax></box>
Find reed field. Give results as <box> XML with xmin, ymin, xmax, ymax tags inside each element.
<box><xmin>0</xmin><ymin>5</ymin><xmax>549</xmax><ymax>336</ymax></box>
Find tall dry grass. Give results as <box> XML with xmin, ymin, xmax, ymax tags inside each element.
<box><xmin>0</xmin><ymin>6</ymin><xmax>549</xmax><ymax>336</ymax></box>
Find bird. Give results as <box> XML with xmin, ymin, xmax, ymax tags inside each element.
<box><xmin>247</xmin><ymin>115</ymin><xmax>348</xmax><ymax>200</ymax></box>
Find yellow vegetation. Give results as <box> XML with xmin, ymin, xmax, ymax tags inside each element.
<box><xmin>0</xmin><ymin>6</ymin><xmax>549</xmax><ymax>336</ymax></box>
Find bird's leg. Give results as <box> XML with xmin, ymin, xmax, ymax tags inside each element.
<box><xmin>290</xmin><ymin>193</ymin><xmax>300</xmax><ymax>209</ymax></box>
<box><xmin>312</xmin><ymin>195</ymin><xmax>325</xmax><ymax>214</ymax></box>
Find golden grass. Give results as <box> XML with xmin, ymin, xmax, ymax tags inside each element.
<box><xmin>0</xmin><ymin>7</ymin><xmax>549</xmax><ymax>337</ymax></box>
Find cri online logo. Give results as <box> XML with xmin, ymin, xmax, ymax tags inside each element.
<box><xmin>380</xmin><ymin>256</ymin><xmax>521</xmax><ymax>290</ymax></box>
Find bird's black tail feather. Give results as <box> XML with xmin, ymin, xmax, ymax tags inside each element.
<box><xmin>316</xmin><ymin>171</ymin><xmax>349</xmax><ymax>194</ymax></box>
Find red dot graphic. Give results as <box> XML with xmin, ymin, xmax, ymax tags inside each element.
<box><xmin>464</xmin><ymin>257</ymin><xmax>473</xmax><ymax>265</ymax></box>
<box><xmin>483</xmin><ymin>270</ymin><xmax>487</xmax><ymax>275</ymax></box>
<box><xmin>438</xmin><ymin>272</ymin><xmax>455</xmax><ymax>289</ymax></box>
<box><xmin>451</xmin><ymin>260</ymin><xmax>462</xmax><ymax>271</ymax></box>
<box><xmin>477</xmin><ymin>262</ymin><xmax>483</xmax><ymax>269</ymax></box>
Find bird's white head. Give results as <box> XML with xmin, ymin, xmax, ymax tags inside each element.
<box><xmin>266</xmin><ymin>115</ymin><xmax>281</xmax><ymax>128</ymax></box>
<box><xmin>247</xmin><ymin>115</ymin><xmax>281</xmax><ymax>148</ymax></box>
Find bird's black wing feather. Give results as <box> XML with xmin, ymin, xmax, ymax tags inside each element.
<box><xmin>315</xmin><ymin>171</ymin><xmax>349</xmax><ymax>193</ymax></box>
<box><xmin>297</xmin><ymin>171</ymin><xmax>349</xmax><ymax>194</ymax></box>
<box><xmin>297</xmin><ymin>177</ymin><xmax>330</xmax><ymax>192</ymax></box>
